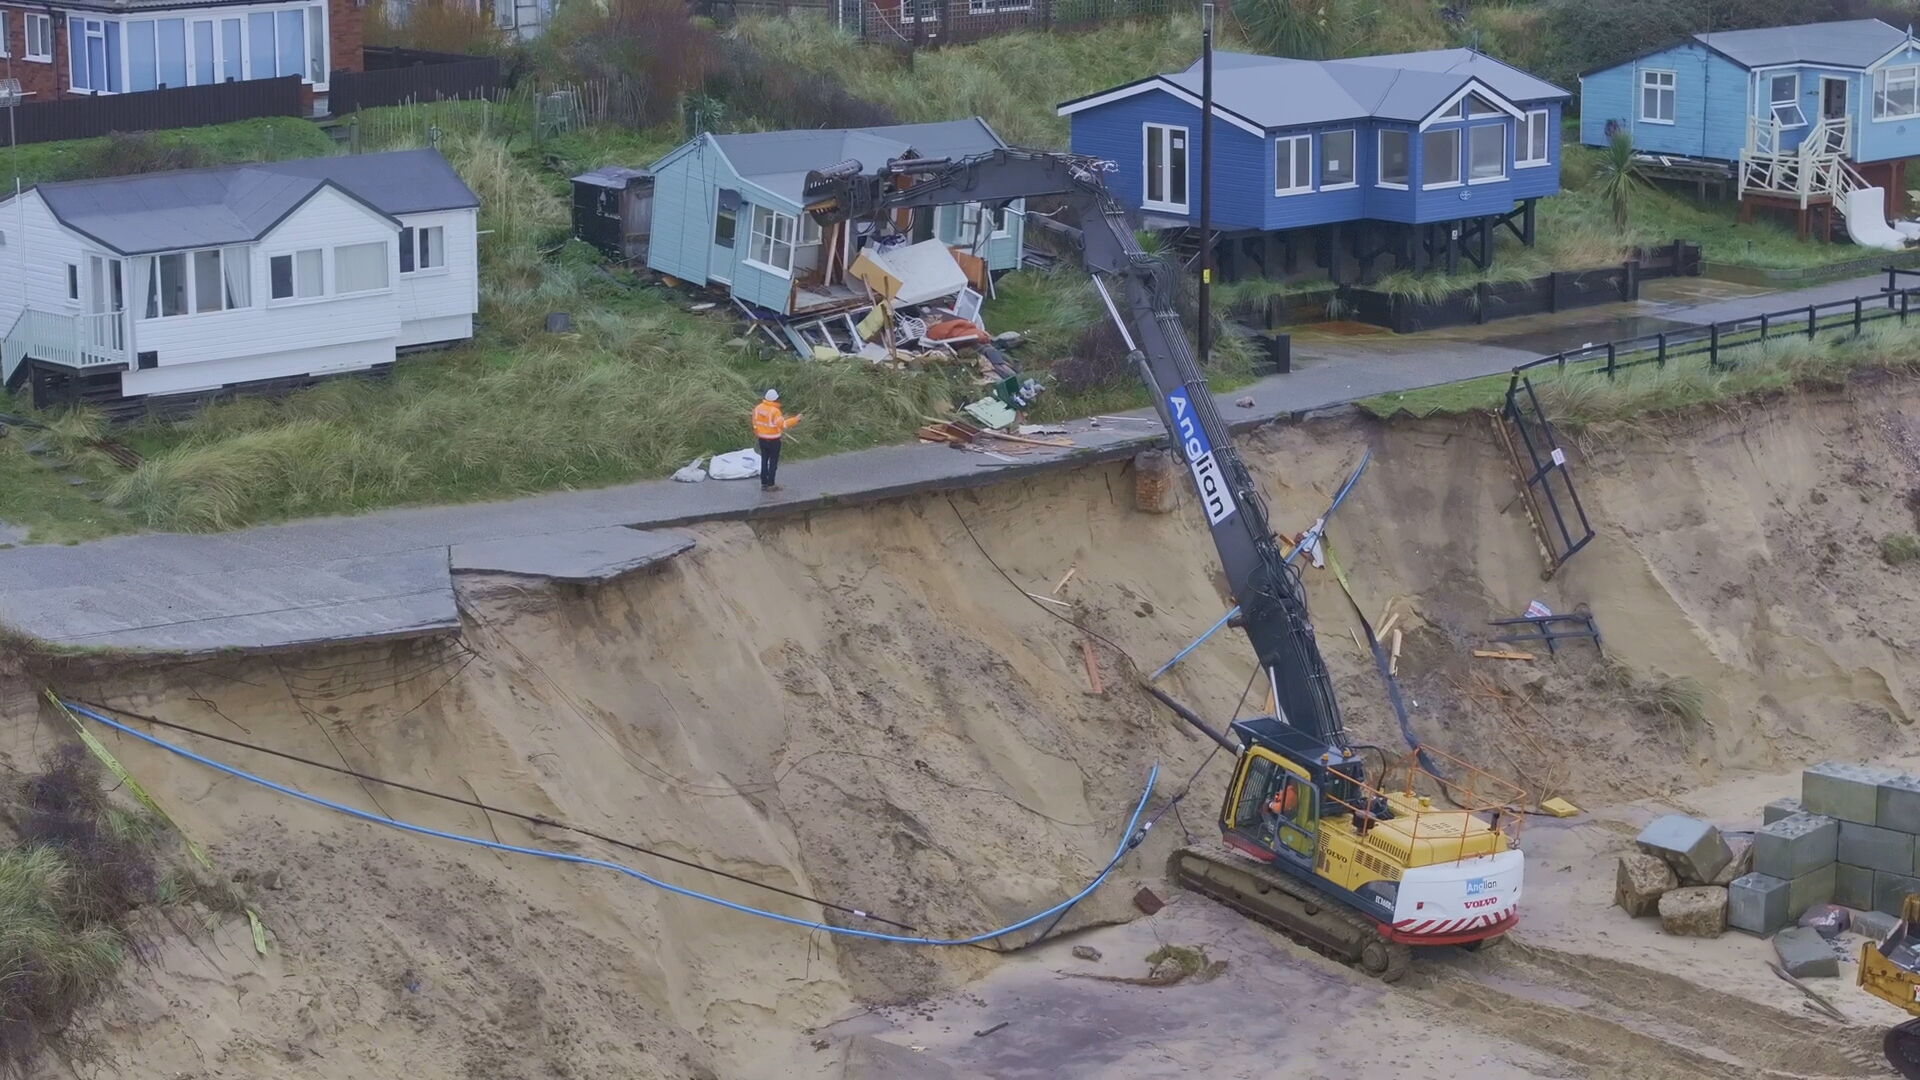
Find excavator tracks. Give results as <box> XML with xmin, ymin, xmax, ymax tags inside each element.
<box><xmin>1169</xmin><ymin>845</ymin><xmax>1410</xmax><ymax>982</ymax></box>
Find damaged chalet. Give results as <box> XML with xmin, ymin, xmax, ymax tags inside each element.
<box><xmin>642</xmin><ymin>118</ymin><xmax>1027</xmax><ymax>357</ymax></box>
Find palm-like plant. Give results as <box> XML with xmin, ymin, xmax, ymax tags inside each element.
<box><xmin>1592</xmin><ymin>131</ymin><xmax>1646</xmax><ymax>229</ymax></box>
<box><xmin>1233</xmin><ymin>0</ymin><xmax>1333</xmax><ymax>59</ymax></box>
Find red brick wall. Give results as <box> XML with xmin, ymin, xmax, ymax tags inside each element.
<box><xmin>329</xmin><ymin>0</ymin><xmax>362</xmax><ymax>75</ymax></box>
<box><xmin>2</xmin><ymin>6</ymin><xmax>69</xmax><ymax>102</ymax></box>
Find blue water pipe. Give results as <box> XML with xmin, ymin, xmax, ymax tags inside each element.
<box><xmin>61</xmin><ymin>702</ymin><xmax>1158</xmax><ymax>948</ymax></box>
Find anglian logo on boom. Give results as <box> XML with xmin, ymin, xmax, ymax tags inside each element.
<box><xmin>1166</xmin><ymin>389</ymin><xmax>1237</xmax><ymax>525</ymax></box>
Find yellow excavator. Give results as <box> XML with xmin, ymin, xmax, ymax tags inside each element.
<box><xmin>806</xmin><ymin>146</ymin><xmax>1526</xmax><ymax>981</ymax></box>
<box><xmin>1859</xmin><ymin>894</ymin><xmax>1920</xmax><ymax>1075</ymax></box>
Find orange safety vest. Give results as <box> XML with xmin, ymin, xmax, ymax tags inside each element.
<box><xmin>752</xmin><ymin>401</ymin><xmax>797</xmax><ymax>440</ymax></box>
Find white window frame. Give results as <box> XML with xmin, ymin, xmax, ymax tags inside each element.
<box><xmin>65</xmin><ymin>264</ymin><xmax>80</xmax><ymax>304</ymax></box>
<box><xmin>1467</xmin><ymin>124</ymin><xmax>1506</xmax><ymax>184</ymax></box>
<box><xmin>1422</xmin><ymin>127</ymin><xmax>1462</xmax><ymax>189</ymax></box>
<box><xmin>1377</xmin><ymin>129</ymin><xmax>1410</xmax><ymax>189</ymax></box>
<box><xmin>1320</xmin><ymin>129</ymin><xmax>1356</xmax><ymax>189</ymax></box>
<box><xmin>1273</xmin><ymin>133</ymin><xmax>1313</xmax><ymax>196</ymax></box>
<box><xmin>1640</xmin><ymin>69</ymin><xmax>1676</xmax><ymax>125</ymax></box>
<box><xmin>1517</xmin><ymin>109</ymin><xmax>1550</xmax><ymax>168</ymax></box>
<box><xmin>398</xmin><ymin>225</ymin><xmax>447</xmax><ymax>275</ymax></box>
<box><xmin>1875</xmin><ymin>65</ymin><xmax>1920</xmax><ymax>122</ymax></box>
<box><xmin>26</xmin><ymin>12</ymin><xmax>50</xmax><ymax>60</ymax></box>
<box><xmin>945</xmin><ymin>202</ymin><xmax>1009</xmax><ymax>247</ymax></box>
<box><xmin>69</xmin><ymin>17</ymin><xmax>109</xmax><ymax>94</ymax></box>
<box><xmin>268</xmin><ymin>247</ymin><xmax>326</xmax><ymax>304</ymax></box>
<box><xmin>140</xmin><ymin>246</ymin><xmax>250</xmax><ymax>319</ymax></box>
<box><xmin>967</xmin><ymin>0</ymin><xmax>1032</xmax><ymax>12</ymax></box>
<box><xmin>332</xmin><ymin>241</ymin><xmax>391</xmax><ymax>296</ymax></box>
<box><xmin>1768</xmin><ymin>72</ymin><xmax>1805</xmax><ymax>128</ymax></box>
<box><xmin>0</xmin><ymin>12</ymin><xmax>9</xmax><ymax>60</ymax></box>
<box><xmin>900</xmin><ymin>0</ymin><xmax>940</xmax><ymax>23</ymax></box>
<box><xmin>744</xmin><ymin>205</ymin><xmax>797</xmax><ymax>276</ymax></box>
<box><xmin>1465</xmin><ymin>93</ymin><xmax>1500</xmax><ymax>118</ymax></box>
<box><xmin>1142</xmin><ymin>123</ymin><xmax>1190</xmax><ymax>213</ymax></box>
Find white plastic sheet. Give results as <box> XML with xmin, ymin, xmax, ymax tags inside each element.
<box><xmin>671</xmin><ymin>457</ymin><xmax>708</xmax><ymax>483</ymax></box>
<box><xmin>708</xmin><ymin>447</ymin><xmax>763</xmax><ymax>480</ymax></box>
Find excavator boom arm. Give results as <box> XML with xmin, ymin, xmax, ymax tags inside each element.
<box><xmin>805</xmin><ymin>148</ymin><xmax>1347</xmax><ymax>752</ymax></box>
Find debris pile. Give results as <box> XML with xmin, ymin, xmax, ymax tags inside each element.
<box><xmin>1617</xmin><ymin>814</ymin><xmax>1744</xmax><ymax>937</ymax></box>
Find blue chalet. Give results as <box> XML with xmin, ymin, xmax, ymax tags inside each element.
<box><xmin>1058</xmin><ymin>50</ymin><xmax>1569</xmax><ymax>281</ymax></box>
<box><xmin>1580</xmin><ymin>19</ymin><xmax>1920</xmax><ymax>236</ymax></box>
<box><xmin>647</xmin><ymin>118</ymin><xmax>1025</xmax><ymax>316</ymax></box>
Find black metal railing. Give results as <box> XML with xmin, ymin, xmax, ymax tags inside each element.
<box><xmin>1513</xmin><ymin>271</ymin><xmax>1920</xmax><ymax>380</ymax></box>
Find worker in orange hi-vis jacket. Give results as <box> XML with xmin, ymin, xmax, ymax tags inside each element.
<box><xmin>750</xmin><ymin>389</ymin><xmax>802</xmax><ymax>492</ymax></box>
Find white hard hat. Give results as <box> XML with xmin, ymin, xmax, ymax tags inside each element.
<box><xmin>765</xmin><ymin>389</ymin><xmax>779</xmax><ymax>401</ymax></box>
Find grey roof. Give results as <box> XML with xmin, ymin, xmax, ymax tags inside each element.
<box><xmin>1080</xmin><ymin>49</ymin><xmax>1566</xmax><ymax>130</ymax></box>
<box><xmin>1692</xmin><ymin>19</ymin><xmax>1908</xmax><ymax>69</ymax></box>
<box><xmin>710</xmin><ymin>118</ymin><xmax>1007</xmax><ymax>205</ymax></box>
<box><xmin>31</xmin><ymin>149</ymin><xmax>477</xmax><ymax>256</ymax></box>
<box><xmin>572</xmin><ymin>165</ymin><xmax>652</xmax><ymax>189</ymax></box>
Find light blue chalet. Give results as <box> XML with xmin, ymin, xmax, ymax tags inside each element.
<box><xmin>1057</xmin><ymin>49</ymin><xmax>1569</xmax><ymax>281</ymax></box>
<box><xmin>1580</xmin><ymin>19</ymin><xmax>1920</xmax><ymax>226</ymax></box>
<box><xmin>647</xmin><ymin>118</ymin><xmax>1025</xmax><ymax>315</ymax></box>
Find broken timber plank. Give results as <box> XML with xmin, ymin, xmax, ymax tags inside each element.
<box><xmin>1081</xmin><ymin>638</ymin><xmax>1105</xmax><ymax>696</ymax></box>
<box><xmin>1051</xmin><ymin>566</ymin><xmax>1077</xmax><ymax>596</ymax></box>
<box><xmin>1472</xmin><ymin>649</ymin><xmax>1537</xmax><ymax>661</ymax></box>
<box><xmin>1389</xmin><ymin>628</ymin><xmax>1403</xmax><ymax>675</ymax></box>
<box><xmin>1374</xmin><ymin>611</ymin><xmax>1401</xmax><ymax>643</ymax></box>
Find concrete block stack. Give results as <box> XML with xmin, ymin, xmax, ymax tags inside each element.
<box><xmin>1727</xmin><ymin>761</ymin><xmax>1920</xmax><ymax>936</ymax></box>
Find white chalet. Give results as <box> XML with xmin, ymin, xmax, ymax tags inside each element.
<box><xmin>0</xmin><ymin>149</ymin><xmax>479</xmax><ymax>411</ymax></box>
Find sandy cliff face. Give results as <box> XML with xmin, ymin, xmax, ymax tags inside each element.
<box><xmin>5</xmin><ymin>375</ymin><xmax>1917</xmax><ymax>1079</ymax></box>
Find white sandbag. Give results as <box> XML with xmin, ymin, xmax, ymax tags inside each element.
<box><xmin>671</xmin><ymin>457</ymin><xmax>708</xmax><ymax>483</ymax></box>
<box><xmin>707</xmin><ymin>447</ymin><xmax>762</xmax><ymax>480</ymax></box>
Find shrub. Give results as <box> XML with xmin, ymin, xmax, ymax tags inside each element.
<box><xmin>537</xmin><ymin>0</ymin><xmax>716</xmax><ymax>129</ymax></box>
<box><xmin>80</xmin><ymin>132</ymin><xmax>212</xmax><ymax>178</ymax></box>
<box><xmin>1883</xmin><ymin>533</ymin><xmax>1920</xmax><ymax>566</ymax></box>
<box><xmin>1232</xmin><ymin>0</ymin><xmax>1333</xmax><ymax>59</ymax></box>
<box><xmin>366</xmin><ymin>0</ymin><xmax>506</xmax><ymax>55</ymax></box>
<box><xmin>703</xmin><ymin>34</ymin><xmax>898</xmax><ymax>131</ymax></box>
<box><xmin>0</xmin><ymin>747</ymin><xmax>163</xmax><ymax>1069</ymax></box>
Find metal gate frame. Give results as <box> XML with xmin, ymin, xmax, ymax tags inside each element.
<box><xmin>1494</xmin><ymin>374</ymin><xmax>1595</xmax><ymax>578</ymax></box>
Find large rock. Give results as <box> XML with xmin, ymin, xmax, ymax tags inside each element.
<box><xmin>1709</xmin><ymin>836</ymin><xmax>1753</xmax><ymax>887</ymax></box>
<box><xmin>1772</xmin><ymin>926</ymin><xmax>1841</xmax><ymax>978</ymax></box>
<box><xmin>1659</xmin><ymin>886</ymin><xmax>1728</xmax><ymax>937</ymax></box>
<box><xmin>1804</xmin><ymin>761</ymin><xmax>1896</xmax><ymax>825</ymax></box>
<box><xmin>1753</xmin><ymin>812</ymin><xmax>1839</xmax><ymax>881</ymax></box>
<box><xmin>1788</xmin><ymin>863</ymin><xmax>1838</xmax><ymax>919</ymax></box>
<box><xmin>1729</xmin><ymin>872</ymin><xmax>1791</xmax><ymax>935</ymax></box>
<box><xmin>1616</xmin><ymin>852</ymin><xmax>1678</xmax><ymax>917</ymax></box>
<box><xmin>1637</xmin><ymin>815</ymin><xmax>1734</xmax><ymax>884</ymax></box>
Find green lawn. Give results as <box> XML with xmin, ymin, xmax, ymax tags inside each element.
<box><xmin>5</xmin><ymin>118</ymin><xmax>336</xmax><ymax>186</ymax></box>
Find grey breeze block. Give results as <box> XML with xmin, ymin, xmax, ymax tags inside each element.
<box><xmin>1836</xmin><ymin>862</ymin><xmax>1876</xmax><ymax>909</ymax></box>
<box><xmin>1753</xmin><ymin>812</ymin><xmax>1838</xmax><ymax>881</ymax></box>
<box><xmin>1879</xmin><ymin>774</ymin><xmax>1920</xmax><ymax>836</ymax></box>
<box><xmin>1804</xmin><ymin>761</ymin><xmax>1899</xmax><ymax>825</ymax></box>
<box><xmin>1788</xmin><ymin>863</ymin><xmax>1838</xmax><ymax>919</ymax></box>
<box><xmin>1875</xmin><ymin>871</ymin><xmax>1920</xmax><ymax>917</ymax></box>
<box><xmin>1636</xmin><ymin>814</ymin><xmax>1734</xmax><ymax>884</ymax></box>
<box><xmin>1839</xmin><ymin>821</ymin><xmax>1916</xmax><ymax>874</ymax></box>
<box><xmin>1763</xmin><ymin>797</ymin><xmax>1804</xmax><ymax>825</ymax></box>
<box><xmin>1729</xmin><ymin>872</ymin><xmax>1791</xmax><ymax>935</ymax></box>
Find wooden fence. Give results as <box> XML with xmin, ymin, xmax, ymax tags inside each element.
<box><xmin>0</xmin><ymin>77</ymin><xmax>304</xmax><ymax>147</ymax></box>
<box><xmin>833</xmin><ymin>0</ymin><xmax>1202</xmax><ymax>47</ymax></box>
<box><xmin>1338</xmin><ymin>242</ymin><xmax>1703</xmax><ymax>334</ymax></box>
<box><xmin>328</xmin><ymin>48</ymin><xmax>503</xmax><ymax>115</ymax></box>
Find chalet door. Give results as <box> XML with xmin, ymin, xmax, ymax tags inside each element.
<box><xmin>1823</xmin><ymin>77</ymin><xmax>1847</xmax><ymax>121</ymax></box>
<box><xmin>86</xmin><ymin>256</ymin><xmax>126</xmax><ymax>353</ymax></box>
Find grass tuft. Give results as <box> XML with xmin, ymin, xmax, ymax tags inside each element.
<box><xmin>1883</xmin><ymin>533</ymin><xmax>1920</xmax><ymax>566</ymax></box>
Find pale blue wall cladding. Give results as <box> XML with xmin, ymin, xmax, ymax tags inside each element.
<box><xmin>1858</xmin><ymin>43</ymin><xmax>1920</xmax><ymax>163</ymax></box>
<box><xmin>1069</xmin><ymin>87</ymin><xmax>1562</xmax><ymax>231</ymax></box>
<box><xmin>646</xmin><ymin>136</ymin><xmax>795</xmax><ymax>312</ymax></box>
<box><xmin>1760</xmin><ymin>65</ymin><xmax>1861</xmax><ymax>154</ymax></box>
<box><xmin>934</xmin><ymin>201</ymin><xmax>1027</xmax><ymax>271</ymax></box>
<box><xmin>1579</xmin><ymin>43</ymin><xmax>1748</xmax><ymax>161</ymax></box>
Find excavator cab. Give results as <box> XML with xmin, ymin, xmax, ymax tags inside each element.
<box><xmin>1220</xmin><ymin>717</ymin><xmax>1371</xmax><ymax>872</ymax></box>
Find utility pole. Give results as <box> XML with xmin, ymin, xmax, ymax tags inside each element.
<box><xmin>1198</xmin><ymin>3</ymin><xmax>1214</xmax><ymax>368</ymax></box>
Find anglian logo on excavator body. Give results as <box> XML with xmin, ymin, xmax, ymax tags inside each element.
<box><xmin>1167</xmin><ymin>389</ymin><xmax>1237</xmax><ymax>525</ymax></box>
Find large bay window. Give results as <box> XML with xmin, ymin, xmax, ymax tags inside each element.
<box><xmin>1422</xmin><ymin>128</ymin><xmax>1461</xmax><ymax>187</ymax></box>
<box><xmin>1877</xmin><ymin>66</ymin><xmax>1920</xmax><ymax>121</ymax></box>
<box><xmin>72</xmin><ymin>4</ymin><xmax>328</xmax><ymax>95</ymax></box>
<box><xmin>141</xmin><ymin>247</ymin><xmax>249</xmax><ymax>319</ymax></box>
<box><xmin>1468</xmin><ymin>124</ymin><xmax>1505</xmax><ymax>182</ymax></box>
